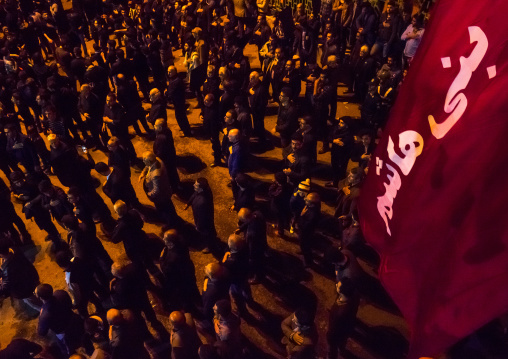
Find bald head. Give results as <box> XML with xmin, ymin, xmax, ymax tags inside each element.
<box><xmin>250</xmin><ymin>71</ymin><xmax>260</xmax><ymax>85</ymax></box>
<box><xmin>114</xmin><ymin>200</ymin><xmax>128</xmax><ymax>217</ymax></box>
<box><xmin>238</xmin><ymin>207</ymin><xmax>252</xmax><ymax>222</ymax></box>
<box><xmin>142</xmin><ymin>151</ymin><xmax>156</xmax><ymax>166</ymax></box>
<box><xmin>154</xmin><ymin>118</ymin><xmax>166</xmax><ymax>132</ymax></box>
<box><xmin>169</xmin><ymin>311</ymin><xmax>186</xmax><ymax>327</ymax></box>
<box><xmin>149</xmin><ymin>88</ymin><xmax>161</xmax><ymax>102</ymax></box>
<box><xmin>107</xmin><ymin>308</ymin><xmax>123</xmax><ymax>325</ymax></box>
<box><xmin>168</xmin><ymin>66</ymin><xmax>177</xmax><ymax>78</ymax></box>
<box><xmin>228</xmin><ymin>128</ymin><xmax>240</xmax><ymax>143</ymax></box>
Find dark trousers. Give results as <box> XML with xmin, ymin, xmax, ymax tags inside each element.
<box><xmin>173</xmin><ymin>102</ymin><xmax>191</xmax><ymax>135</ymax></box>
<box><xmin>252</xmin><ymin>112</ymin><xmax>266</xmax><ymax>141</ymax></box>
<box><xmin>211</xmin><ymin>131</ymin><xmax>222</xmax><ymax>163</ymax></box>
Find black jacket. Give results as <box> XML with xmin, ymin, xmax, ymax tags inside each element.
<box><xmin>0</xmin><ymin>249</ymin><xmax>39</xmax><ymax>299</ymax></box>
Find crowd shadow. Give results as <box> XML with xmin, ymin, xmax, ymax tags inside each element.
<box><xmin>176</xmin><ymin>154</ymin><xmax>207</xmax><ymax>174</ymax></box>
<box><xmin>352</xmin><ymin>321</ymin><xmax>409</xmax><ymax>359</ymax></box>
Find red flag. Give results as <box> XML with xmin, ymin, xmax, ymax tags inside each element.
<box><xmin>358</xmin><ymin>0</ymin><xmax>508</xmax><ymax>357</ymax></box>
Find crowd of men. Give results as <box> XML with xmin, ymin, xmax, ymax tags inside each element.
<box><xmin>0</xmin><ymin>0</ymin><xmax>431</xmax><ymax>358</ymax></box>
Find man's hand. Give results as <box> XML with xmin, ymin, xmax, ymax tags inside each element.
<box><xmin>249</xmin><ymin>87</ymin><xmax>255</xmax><ymax>95</ymax></box>
<box><xmin>138</xmin><ymin>174</ymin><xmax>145</xmax><ymax>183</ymax></box>
<box><xmin>342</xmin><ymin>186</ymin><xmax>351</xmax><ymax>196</ymax></box>
<box><xmin>333</xmin><ymin>138</ymin><xmax>344</xmax><ymax>146</ymax></box>
<box><xmin>287</xmin><ymin>153</ymin><xmax>296</xmax><ymax>164</ymax></box>
<box><xmin>283</xmin><ymin>168</ymin><xmax>292</xmax><ymax>175</ymax></box>
<box><xmin>361</xmin><ymin>153</ymin><xmax>371</xmax><ymax>160</ymax></box>
<box><xmin>291</xmin><ymin>332</ymin><xmax>304</xmax><ymax>345</ymax></box>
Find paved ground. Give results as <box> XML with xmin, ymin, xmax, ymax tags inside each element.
<box><xmin>0</xmin><ymin>37</ymin><xmax>415</xmax><ymax>358</ymax></box>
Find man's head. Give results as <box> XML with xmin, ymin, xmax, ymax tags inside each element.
<box><xmin>227</xmin><ymin>233</ymin><xmax>245</xmax><ymax>253</ymax></box>
<box><xmin>154</xmin><ymin>118</ymin><xmax>166</xmax><ymax>133</ymax></box>
<box><xmin>274</xmin><ymin>47</ymin><xmax>283</xmax><ymax>60</ymax></box>
<box><xmin>149</xmin><ymin>88</ymin><xmax>161</xmax><ymax>103</ymax></box>
<box><xmin>94</xmin><ymin>162</ymin><xmax>111</xmax><ymax>177</ymax></box>
<box><xmin>168</xmin><ymin>66</ymin><xmax>177</xmax><ymax>78</ymax></box>
<box><xmin>327</xmin><ymin>55</ymin><xmax>338</xmax><ymax>68</ymax></box>
<box><xmin>213</xmin><ymin>299</ymin><xmax>231</xmax><ymax>319</ymax></box>
<box><xmin>238</xmin><ymin>207</ymin><xmax>253</xmax><ymax>224</ymax></box>
<box><xmin>194</xmin><ymin>177</ymin><xmax>208</xmax><ymax>193</ymax></box>
<box><xmin>61</xmin><ymin>214</ymin><xmax>80</xmax><ymax>231</ymax></box>
<box><xmin>296</xmin><ymin>3</ymin><xmax>304</xmax><ymax>13</ymax></box>
<box><xmin>336</xmin><ymin>277</ymin><xmax>356</xmax><ymax>297</ymax></box>
<box><xmin>204</xmin><ymin>93</ymin><xmax>214</xmax><ymax>107</ymax></box>
<box><xmin>55</xmin><ymin>251</ymin><xmax>72</xmax><ymax>270</ymax></box>
<box><xmin>107</xmin><ymin>137</ymin><xmax>120</xmax><ymax>151</ymax></box>
<box><xmin>249</xmin><ymin>71</ymin><xmax>260</xmax><ymax>87</ymax></box>
<box><xmin>44</xmin><ymin>105</ymin><xmax>57</xmax><ymax>121</ymax></box>
<box><xmin>142</xmin><ymin>151</ymin><xmax>156</xmax><ymax>167</ymax></box>
<box><xmin>47</xmin><ymin>133</ymin><xmax>61</xmax><ymax>149</ymax></box>
<box><xmin>207</xmin><ymin>65</ymin><xmax>216</xmax><ymax>78</ymax></box>
<box><xmin>279</xmin><ymin>87</ymin><xmax>291</xmax><ymax>106</ymax></box>
<box><xmin>106</xmin><ymin>92</ymin><xmax>117</xmax><ymax>107</ymax></box>
<box><xmin>205</xmin><ymin>262</ymin><xmax>223</xmax><ymax>280</ymax></box>
<box><xmin>191</xmin><ymin>27</ymin><xmax>202</xmax><ymax>39</ymax></box>
<box><xmin>163</xmin><ymin>229</ymin><xmax>179</xmax><ymax>248</ymax></box>
<box><xmin>347</xmin><ymin>167</ymin><xmax>364</xmax><ymax>186</ymax></box>
<box><xmin>359</xmin><ymin>45</ymin><xmax>369</xmax><ymax>58</ymax></box>
<box><xmin>169</xmin><ymin>311</ymin><xmax>186</xmax><ymax>328</ymax></box>
<box><xmin>305</xmin><ymin>192</ymin><xmax>321</xmax><ymax>207</ymax></box>
<box><xmin>386</xmin><ymin>1</ymin><xmax>396</xmax><ymax>14</ymax></box>
<box><xmin>291</xmin><ymin>132</ymin><xmax>303</xmax><ymax>151</ymax></box>
<box><xmin>228</xmin><ymin>128</ymin><xmax>240</xmax><ymax>143</ymax></box>
<box><xmin>360</xmin><ymin>132</ymin><xmax>372</xmax><ymax>147</ymax></box>
<box><xmin>81</xmin><ymin>84</ymin><xmax>91</xmax><ymax>96</ymax></box>
<box><xmin>3</xmin><ymin>123</ymin><xmax>17</xmax><ymax>140</ymax></box>
<box><xmin>113</xmin><ymin>200</ymin><xmax>128</xmax><ymax>217</ymax></box>
<box><xmin>66</xmin><ymin>187</ymin><xmax>81</xmax><ymax>205</ymax></box>
<box><xmin>38</xmin><ymin>180</ymin><xmax>55</xmax><ymax>197</ymax></box>
<box><xmin>9</xmin><ymin>171</ymin><xmax>25</xmax><ymax>187</ymax></box>
<box><xmin>35</xmin><ymin>283</ymin><xmax>53</xmax><ymax>302</ymax></box>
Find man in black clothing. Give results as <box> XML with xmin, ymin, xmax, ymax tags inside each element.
<box><xmin>153</xmin><ymin>119</ymin><xmax>181</xmax><ymax>191</ymax></box>
<box><xmin>248</xmin><ymin>71</ymin><xmax>268</xmax><ymax>143</ymax></box>
<box><xmin>0</xmin><ymin>243</ymin><xmax>40</xmax><ymax>311</ymax></box>
<box><xmin>166</xmin><ymin>66</ymin><xmax>192</xmax><ymax>136</ymax></box>
<box><xmin>36</xmin><ymin>284</ymin><xmax>84</xmax><ymax>357</ymax></box>
<box><xmin>237</xmin><ymin>208</ymin><xmax>268</xmax><ymax>284</ymax></box>
<box><xmin>273</xmin><ymin>87</ymin><xmax>298</xmax><ymax>156</ymax></box>
<box><xmin>107</xmin><ymin>136</ymin><xmax>134</xmax><ymax>176</ymax></box>
<box><xmin>160</xmin><ymin>229</ymin><xmax>202</xmax><ymax>313</ymax></box>
<box><xmin>111</xmin><ymin>201</ymin><xmax>165</xmax><ymax>286</ymax></box>
<box><xmin>115</xmin><ymin>74</ymin><xmax>152</xmax><ymax>137</ymax></box>
<box><xmin>10</xmin><ymin>171</ymin><xmax>62</xmax><ymax>245</ymax></box>
<box><xmin>297</xmin><ymin>192</ymin><xmax>321</xmax><ymax>267</ymax></box>
<box><xmin>326</xmin><ymin>277</ymin><xmax>360</xmax><ymax>359</ymax></box>
<box><xmin>67</xmin><ymin>186</ymin><xmax>116</xmax><ymax>237</ymax></box>
<box><xmin>48</xmin><ymin>134</ymin><xmax>95</xmax><ymax>192</ymax></box>
<box><xmin>222</xmin><ymin>234</ymin><xmax>252</xmax><ymax>316</ymax></box>
<box><xmin>146</xmin><ymin>88</ymin><xmax>168</xmax><ymax>125</ymax></box>
<box><xmin>185</xmin><ymin>178</ymin><xmax>218</xmax><ymax>253</ymax></box>
<box><xmin>95</xmin><ymin>162</ymin><xmax>141</xmax><ymax>208</ymax></box>
<box><xmin>70</xmin><ymin>47</ymin><xmax>87</xmax><ymax>85</ymax></box>
<box><xmin>55</xmin><ymin>251</ymin><xmax>105</xmax><ymax>317</ymax></box>
<box><xmin>0</xmin><ymin>177</ymin><xmax>33</xmax><ymax>246</ymax></box>
<box><xmin>4</xmin><ymin>123</ymin><xmax>40</xmax><ymax>174</ymax></box>
<box><xmin>103</xmin><ymin>92</ymin><xmax>138</xmax><ymax>163</ymax></box>
<box><xmin>327</xmin><ymin>117</ymin><xmax>354</xmax><ymax>187</ymax></box>
<box><xmin>61</xmin><ymin>214</ymin><xmax>113</xmax><ymax>288</ymax></box>
<box><xmin>201</xmin><ymin>94</ymin><xmax>223</xmax><ymax>167</ymax></box>
<box><xmin>283</xmin><ymin>132</ymin><xmax>313</xmax><ymax>187</ymax></box>
<box><xmin>0</xmin><ymin>338</ymin><xmax>42</xmax><ymax>359</ymax></box>
<box><xmin>78</xmin><ymin>84</ymin><xmax>108</xmax><ymax>150</ymax></box>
